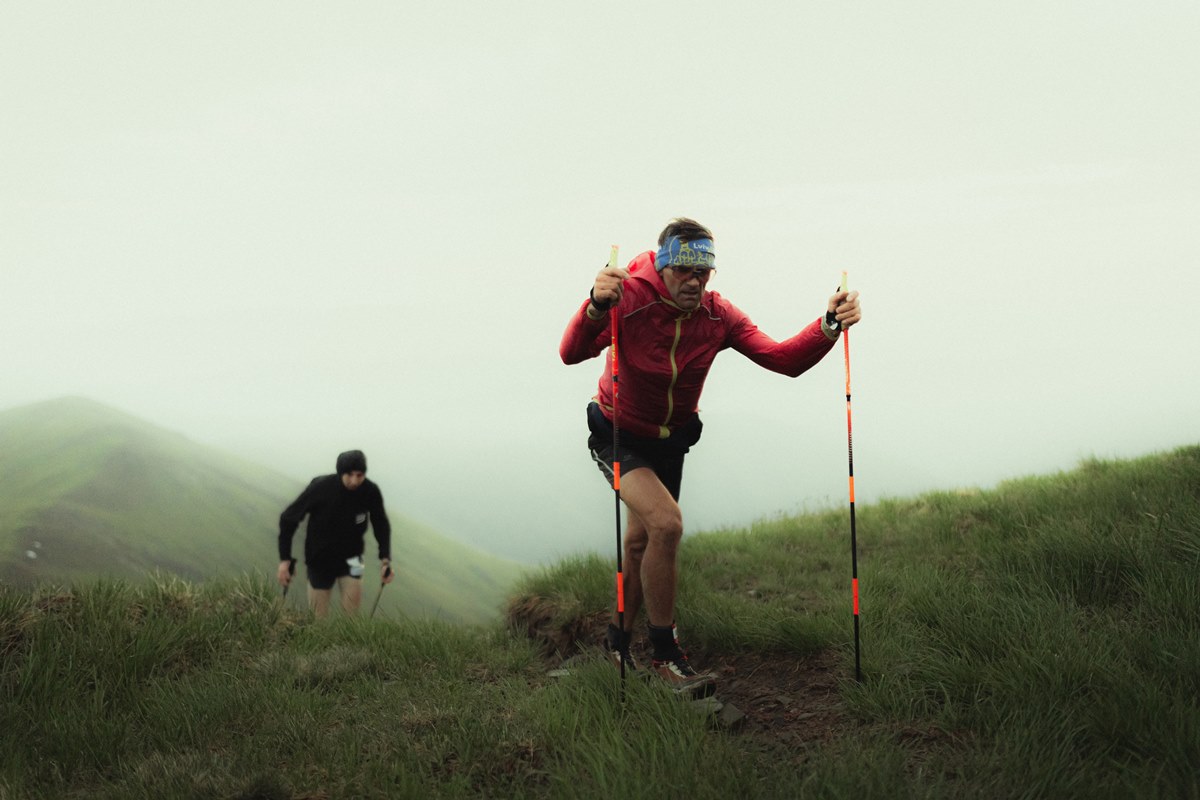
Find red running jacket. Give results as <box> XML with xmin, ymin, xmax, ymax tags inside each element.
<box><xmin>560</xmin><ymin>250</ymin><xmax>837</xmax><ymax>440</ymax></box>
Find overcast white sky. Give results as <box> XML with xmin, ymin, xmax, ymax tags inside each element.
<box><xmin>3</xmin><ymin>2</ymin><xmax>1198</xmax><ymax>564</ymax></box>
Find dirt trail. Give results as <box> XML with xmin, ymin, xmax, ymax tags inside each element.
<box><xmin>508</xmin><ymin>600</ymin><xmax>854</xmax><ymax>753</ymax></box>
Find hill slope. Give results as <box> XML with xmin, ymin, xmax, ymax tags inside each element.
<box><xmin>1</xmin><ymin>447</ymin><xmax>1196</xmax><ymax>798</ymax></box>
<box><xmin>0</xmin><ymin>397</ymin><xmax>522</xmax><ymax>621</ymax></box>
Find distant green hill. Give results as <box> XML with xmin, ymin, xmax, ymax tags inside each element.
<box><xmin>0</xmin><ymin>396</ymin><xmax>523</xmax><ymax>622</ymax></box>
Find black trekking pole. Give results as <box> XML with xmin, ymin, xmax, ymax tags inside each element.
<box><xmin>369</xmin><ymin>564</ymin><xmax>393</xmax><ymax>619</ymax></box>
<box><xmin>839</xmin><ymin>271</ymin><xmax>862</xmax><ymax>682</ymax></box>
<box><xmin>607</xmin><ymin>245</ymin><xmax>626</xmax><ymax>692</ymax></box>
<box><xmin>281</xmin><ymin>559</ymin><xmax>296</xmax><ymax>601</ymax></box>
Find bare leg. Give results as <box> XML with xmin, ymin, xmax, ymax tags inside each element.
<box><xmin>612</xmin><ymin>466</ymin><xmax>683</xmax><ymax>629</ymax></box>
<box><xmin>618</xmin><ymin>511</ymin><xmax>648</xmax><ymax>632</ymax></box>
<box><xmin>338</xmin><ymin>576</ymin><xmax>363</xmax><ymax>615</ymax></box>
<box><xmin>308</xmin><ymin>586</ymin><xmax>332</xmax><ymax>619</ymax></box>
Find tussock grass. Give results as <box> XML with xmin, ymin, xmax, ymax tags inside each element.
<box><xmin>2</xmin><ymin>446</ymin><xmax>1199</xmax><ymax>798</ymax></box>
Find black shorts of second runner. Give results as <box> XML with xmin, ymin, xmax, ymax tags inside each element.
<box><xmin>586</xmin><ymin>401</ymin><xmax>703</xmax><ymax>502</ymax></box>
<box><xmin>307</xmin><ymin>558</ymin><xmax>362</xmax><ymax>590</ymax></box>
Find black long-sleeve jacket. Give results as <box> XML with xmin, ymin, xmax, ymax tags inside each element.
<box><xmin>278</xmin><ymin>474</ymin><xmax>391</xmax><ymax>566</ymax></box>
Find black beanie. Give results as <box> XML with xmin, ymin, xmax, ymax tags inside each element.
<box><xmin>336</xmin><ymin>450</ymin><xmax>367</xmax><ymax>475</ymax></box>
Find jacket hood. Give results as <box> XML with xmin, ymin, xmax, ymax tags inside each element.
<box><xmin>628</xmin><ymin>249</ymin><xmax>713</xmax><ymax>309</ymax></box>
<box><xmin>628</xmin><ymin>250</ymin><xmax>673</xmax><ymax>302</ymax></box>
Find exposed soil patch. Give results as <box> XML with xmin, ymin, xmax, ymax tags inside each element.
<box><xmin>688</xmin><ymin>645</ymin><xmax>850</xmax><ymax>749</ymax></box>
<box><xmin>508</xmin><ymin>598</ymin><xmax>855</xmax><ymax>755</ymax></box>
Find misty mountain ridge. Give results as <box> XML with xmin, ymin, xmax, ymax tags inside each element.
<box><xmin>0</xmin><ymin>396</ymin><xmax>522</xmax><ymax>622</ymax></box>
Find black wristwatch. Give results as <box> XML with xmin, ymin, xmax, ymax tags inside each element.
<box><xmin>824</xmin><ymin>310</ymin><xmax>840</xmax><ymax>332</ymax></box>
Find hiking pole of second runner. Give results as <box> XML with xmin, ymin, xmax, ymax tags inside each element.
<box><xmin>282</xmin><ymin>558</ymin><xmax>296</xmax><ymax>601</ymax></box>
<box><xmin>608</xmin><ymin>244</ymin><xmax>626</xmax><ymax>689</ymax></box>
<box><xmin>369</xmin><ymin>564</ymin><xmax>393</xmax><ymax>619</ymax></box>
<box><xmin>841</xmin><ymin>270</ymin><xmax>862</xmax><ymax>682</ymax></box>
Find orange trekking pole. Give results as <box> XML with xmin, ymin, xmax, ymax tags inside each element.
<box><xmin>607</xmin><ymin>244</ymin><xmax>626</xmax><ymax>689</ymax></box>
<box><xmin>840</xmin><ymin>270</ymin><xmax>862</xmax><ymax>682</ymax></box>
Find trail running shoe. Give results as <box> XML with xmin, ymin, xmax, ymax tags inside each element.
<box><xmin>650</xmin><ymin>654</ymin><xmax>717</xmax><ymax>698</ymax></box>
<box><xmin>607</xmin><ymin>645</ymin><xmax>641</xmax><ymax>673</ymax></box>
<box><xmin>605</xmin><ymin>625</ymin><xmax>641</xmax><ymax>673</ymax></box>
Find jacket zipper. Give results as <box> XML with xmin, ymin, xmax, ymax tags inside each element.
<box><xmin>661</xmin><ymin>314</ymin><xmax>684</xmax><ymax>433</ymax></box>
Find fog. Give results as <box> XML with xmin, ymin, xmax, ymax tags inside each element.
<box><xmin>3</xmin><ymin>2</ymin><xmax>1198</xmax><ymax>563</ymax></box>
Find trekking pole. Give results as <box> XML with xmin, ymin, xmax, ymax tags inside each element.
<box><xmin>369</xmin><ymin>564</ymin><xmax>393</xmax><ymax>619</ymax></box>
<box><xmin>607</xmin><ymin>244</ymin><xmax>626</xmax><ymax>690</ymax></box>
<box><xmin>840</xmin><ymin>271</ymin><xmax>862</xmax><ymax>682</ymax></box>
<box><xmin>282</xmin><ymin>559</ymin><xmax>296</xmax><ymax>601</ymax></box>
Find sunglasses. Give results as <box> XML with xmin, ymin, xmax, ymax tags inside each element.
<box><xmin>668</xmin><ymin>265</ymin><xmax>716</xmax><ymax>281</ymax></box>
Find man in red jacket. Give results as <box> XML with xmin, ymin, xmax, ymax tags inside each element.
<box><xmin>560</xmin><ymin>217</ymin><xmax>862</xmax><ymax>696</ymax></box>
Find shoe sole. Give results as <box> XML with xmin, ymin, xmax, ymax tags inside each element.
<box><xmin>660</xmin><ymin>672</ymin><xmax>718</xmax><ymax>699</ymax></box>
<box><xmin>605</xmin><ymin>649</ymin><xmax>716</xmax><ymax>696</ymax></box>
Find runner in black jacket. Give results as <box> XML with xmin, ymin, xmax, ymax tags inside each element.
<box><xmin>277</xmin><ymin>450</ymin><xmax>393</xmax><ymax>617</ymax></box>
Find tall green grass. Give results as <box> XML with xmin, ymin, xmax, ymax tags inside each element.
<box><xmin>2</xmin><ymin>446</ymin><xmax>1197</xmax><ymax>798</ymax></box>
<box><xmin>0</xmin><ymin>577</ymin><xmax>819</xmax><ymax>799</ymax></box>
<box><xmin>513</xmin><ymin>445</ymin><xmax>1200</xmax><ymax>799</ymax></box>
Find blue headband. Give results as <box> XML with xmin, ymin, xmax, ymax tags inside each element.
<box><xmin>655</xmin><ymin>236</ymin><xmax>716</xmax><ymax>271</ymax></box>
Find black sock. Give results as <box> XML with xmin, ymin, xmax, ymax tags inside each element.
<box><xmin>648</xmin><ymin>623</ymin><xmax>682</xmax><ymax>661</ymax></box>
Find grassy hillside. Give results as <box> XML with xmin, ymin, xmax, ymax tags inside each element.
<box><xmin>0</xmin><ymin>396</ymin><xmax>294</xmax><ymax>583</ymax></box>
<box><xmin>0</xmin><ymin>446</ymin><xmax>1197</xmax><ymax>798</ymax></box>
<box><xmin>0</xmin><ymin>397</ymin><xmax>522</xmax><ymax>623</ymax></box>
<box><xmin>324</xmin><ymin>516</ymin><xmax>524</xmax><ymax>624</ymax></box>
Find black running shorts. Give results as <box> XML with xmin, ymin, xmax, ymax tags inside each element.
<box><xmin>586</xmin><ymin>401</ymin><xmax>702</xmax><ymax>502</ymax></box>
<box><xmin>306</xmin><ymin>558</ymin><xmax>361</xmax><ymax>590</ymax></box>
